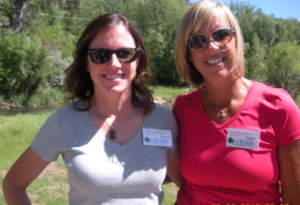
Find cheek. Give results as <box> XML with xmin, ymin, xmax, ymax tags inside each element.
<box><xmin>227</xmin><ymin>47</ymin><xmax>237</xmax><ymax>67</ymax></box>
<box><xmin>130</xmin><ymin>65</ymin><xmax>138</xmax><ymax>78</ymax></box>
<box><xmin>190</xmin><ymin>52</ymin><xmax>204</xmax><ymax>70</ymax></box>
<box><xmin>190</xmin><ymin>48</ymin><xmax>204</xmax><ymax>61</ymax></box>
<box><xmin>130</xmin><ymin>60</ymin><xmax>139</xmax><ymax>73</ymax></box>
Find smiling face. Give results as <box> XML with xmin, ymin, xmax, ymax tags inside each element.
<box><xmin>189</xmin><ymin>11</ymin><xmax>237</xmax><ymax>82</ymax></box>
<box><xmin>86</xmin><ymin>23</ymin><xmax>139</xmax><ymax>97</ymax></box>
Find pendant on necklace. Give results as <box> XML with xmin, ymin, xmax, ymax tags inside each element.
<box><xmin>110</xmin><ymin>128</ymin><xmax>116</xmax><ymax>140</ymax></box>
<box><xmin>220</xmin><ymin>111</ymin><xmax>226</xmax><ymax>118</ymax></box>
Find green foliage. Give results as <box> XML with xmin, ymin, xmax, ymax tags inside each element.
<box><xmin>0</xmin><ymin>29</ymin><xmax>70</xmax><ymax>107</ymax></box>
<box><xmin>132</xmin><ymin>0</ymin><xmax>188</xmax><ymax>85</ymax></box>
<box><xmin>25</xmin><ymin>3</ymin><xmax>76</xmax><ymax>57</ymax></box>
<box><xmin>266</xmin><ymin>41</ymin><xmax>300</xmax><ymax>98</ymax></box>
<box><xmin>1</xmin><ymin>0</ymin><xmax>300</xmax><ymax>106</ymax></box>
<box><xmin>230</xmin><ymin>1</ymin><xmax>300</xmax><ymax>98</ymax></box>
<box><xmin>245</xmin><ymin>33</ymin><xmax>267</xmax><ymax>81</ymax></box>
<box><xmin>253</xmin><ymin>14</ymin><xmax>277</xmax><ymax>46</ymax></box>
<box><xmin>0</xmin><ymin>30</ymin><xmax>51</xmax><ymax>100</ymax></box>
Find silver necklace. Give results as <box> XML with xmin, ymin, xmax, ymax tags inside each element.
<box><xmin>204</xmin><ymin>80</ymin><xmax>243</xmax><ymax>118</ymax></box>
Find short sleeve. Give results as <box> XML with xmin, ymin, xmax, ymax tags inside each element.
<box><xmin>167</xmin><ymin>112</ymin><xmax>179</xmax><ymax>157</ymax></box>
<box><xmin>149</xmin><ymin>104</ymin><xmax>179</xmax><ymax>157</ymax></box>
<box><xmin>265</xmin><ymin>88</ymin><xmax>300</xmax><ymax>147</ymax></box>
<box><xmin>30</xmin><ymin>111</ymin><xmax>61</xmax><ymax>162</ymax></box>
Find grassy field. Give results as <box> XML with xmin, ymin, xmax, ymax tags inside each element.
<box><xmin>0</xmin><ymin>86</ymin><xmax>188</xmax><ymax>205</ymax></box>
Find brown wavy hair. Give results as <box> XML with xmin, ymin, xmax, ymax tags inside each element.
<box><xmin>65</xmin><ymin>13</ymin><xmax>154</xmax><ymax>114</ymax></box>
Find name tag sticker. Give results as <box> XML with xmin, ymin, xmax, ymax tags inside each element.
<box><xmin>226</xmin><ymin>128</ymin><xmax>260</xmax><ymax>150</ymax></box>
<box><xmin>143</xmin><ymin>128</ymin><xmax>172</xmax><ymax>147</ymax></box>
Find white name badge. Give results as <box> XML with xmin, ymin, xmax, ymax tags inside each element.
<box><xmin>143</xmin><ymin>128</ymin><xmax>172</xmax><ymax>147</ymax></box>
<box><xmin>226</xmin><ymin>128</ymin><xmax>260</xmax><ymax>150</ymax></box>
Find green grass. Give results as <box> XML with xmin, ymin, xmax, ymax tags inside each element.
<box><xmin>0</xmin><ymin>112</ymin><xmax>52</xmax><ymax>169</ymax></box>
<box><xmin>0</xmin><ymin>86</ymin><xmax>186</xmax><ymax>204</ymax></box>
<box><xmin>0</xmin><ymin>112</ymin><xmax>60</xmax><ymax>204</ymax></box>
<box><xmin>152</xmin><ymin>85</ymin><xmax>191</xmax><ymax>108</ymax></box>
<box><xmin>152</xmin><ymin>85</ymin><xmax>190</xmax><ymax>100</ymax></box>
<box><xmin>296</xmin><ymin>95</ymin><xmax>300</xmax><ymax>107</ymax></box>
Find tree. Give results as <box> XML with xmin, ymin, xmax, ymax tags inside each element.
<box><xmin>229</xmin><ymin>2</ymin><xmax>259</xmax><ymax>44</ymax></box>
<box><xmin>253</xmin><ymin>14</ymin><xmax>277</xmax><ymax>47</ymax></box>
<box><xmin>129</xmin><ymin>0</ymin><xmax>188</xmax><ymax>85</ymax></box>
<box><xmin>1</xmin><ymin>0</ymin><xmax>300</xmax><ymax>107</ymax></box>
<box><xmin>245</xmin><ymin>33</ymin><xmax>267</xmax><ymax>82</ymax></box>
<box><xmin>266</xmin><ymin>41</ymin><xmax>300</xmax><ymax>99</ymax></box>
<box><xmin>0</xmin><ymin>0</ymin><xmax>27</xmax><ymax>32</ymax></box>
<box><xmin>0</xmin><ymin>2</ymin><xmax>74</xmax><ymax>104</ymax></box>
<box><xmin>0</xmin><ymin>30</ymin><xmax>52</xmax><ymax>104</ymax></box>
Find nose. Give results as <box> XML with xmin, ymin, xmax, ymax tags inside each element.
<box><xmin>206</xmin><ymin>38</ymin><xmax>219</xmax><ymax>49</ymax></box>
<box><xmin>108</xmin><ymin>53</ymin><xmax>122</xmax><ymax>67</ymax></box>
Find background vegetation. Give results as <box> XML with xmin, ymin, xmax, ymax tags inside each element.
<box><xmin>0</xmin><ymin>0</ymin><xmax>299</xmax><ymax>107</ymax></box>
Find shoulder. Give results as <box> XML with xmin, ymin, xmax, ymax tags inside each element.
<box><xmin>40</xmin><ymin>102</ymin><xmax>86</xmax><ymax>132</ymax></box>
<box><xmin>174</xmin><ymin>89</ymin><xmax>201</xmax><ymax>105</ymax></box>
<box><xmin>150</xmin><ymin>104</ymin><xmax>179</xmax><ymax>143</ymax></box>
<box><xmin>38</xmin><ymin>103</ymin><xmax>79</xmax><ymax>130</ymax></box>
<box><xmin>251</xmin><ymin>81</ymin><xmax>300</xmax><ymax>146</ymax></box>
<box><xmin>173</xmin><ymin>89</ymin><xmax>200</xmax><ymax>113</ymax></box>
<box><xmin>151</xmin><ymin>103</ymin><xmax>174</xmax><ymax>119</ymax></box>
<box><xmin>252</xmin><ymin>81</ymin><xmax>297</xmax><ymax>111</ymax></box>
<box><xmin>147</xmin><ymin>103</ymin><xmax>178</xmax><ymax>129</ymax></box>
<box><xmin>55</xmin><ymin>102</ymin><xmax>85</xmax><ymax>120</ymax></box>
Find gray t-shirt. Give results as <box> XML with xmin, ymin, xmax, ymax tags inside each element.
<box><xmin>31</xmin><ymin>102</ymin><xmax>178</xmax><ymax>205</ymax></box>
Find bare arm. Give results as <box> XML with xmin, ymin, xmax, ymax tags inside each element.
<box><xmin>166</xmin><ymin>156</ymin><xmax>183</xmax><ymax>187</ymax></box>
<box><xmin>278</xmin><ymin>139</ymin><xmax>300</xmax><ymax>205</ymax></box>
<box><xmin>2</xmin><ymin>147</ymin><xmax>49</xmax><ymax>205</ymax></box>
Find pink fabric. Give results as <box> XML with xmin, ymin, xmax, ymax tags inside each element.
<box><xmin>173</xmin><ymin>81</ymin><xmax>300</xmax><ymax>205</ymax></box>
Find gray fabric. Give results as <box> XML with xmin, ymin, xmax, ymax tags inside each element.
<box><xmin>31</xmin><ymin>102</ymin><xmax>178</xmax><ymax>205</ymax></box>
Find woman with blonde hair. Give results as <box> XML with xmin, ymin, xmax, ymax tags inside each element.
<box><xmin>172</xmin><ymin>0</ymin><xmax>300</xmax><ymax>204</ymax></box>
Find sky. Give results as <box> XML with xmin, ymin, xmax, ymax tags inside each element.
<box><xmin>190</xmin><ymin>0</ymin><xmax>300</xmax><ymax>21</ymax></box>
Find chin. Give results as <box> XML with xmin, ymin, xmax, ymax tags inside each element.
<box><xmin>109</xmin><ymin>86</ymin><xmax>131</xmax><ymax>95</ymax></box>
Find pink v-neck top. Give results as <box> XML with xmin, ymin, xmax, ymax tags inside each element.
<box><xmin>173</xmin><ymin>81</ymin><xmax>300</xmax><ymax>205</ymax></box>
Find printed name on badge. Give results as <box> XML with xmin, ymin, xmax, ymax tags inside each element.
<box><xmin>143</xmin><ymin>128</ymin><xmax>172</xmax><ymax>147</ymax></box>
<box><xmin>226</xmin><ymin>128</ymin><xmax>260</xmax><ymax>150</ymax></box>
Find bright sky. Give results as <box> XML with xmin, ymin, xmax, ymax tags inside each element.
<box><xmin>190</xmin><ymin>0</ymin><xmax>300</xmax><ymax>21</ymax></box>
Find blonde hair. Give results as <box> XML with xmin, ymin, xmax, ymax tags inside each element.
<box><xmin>174</xmin><ymin>0</ymin><xmax>244</xmax><ymax>88</ymax></box>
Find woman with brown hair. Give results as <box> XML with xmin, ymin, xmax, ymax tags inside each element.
<box><xmin>3</xmin><ymin>13</ymin><xmax>181</xmax><ymax>204</ymax></box>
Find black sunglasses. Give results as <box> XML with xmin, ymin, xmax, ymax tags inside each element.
<box><xmin>88</xmin><ymin>47</ymin><xmax>141</xmax><ymax>64</ymax></box>
<box><xmin>188</xmin><ymin>29</ymin><xmax>235</xmax><ymax>50</ymax></box>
